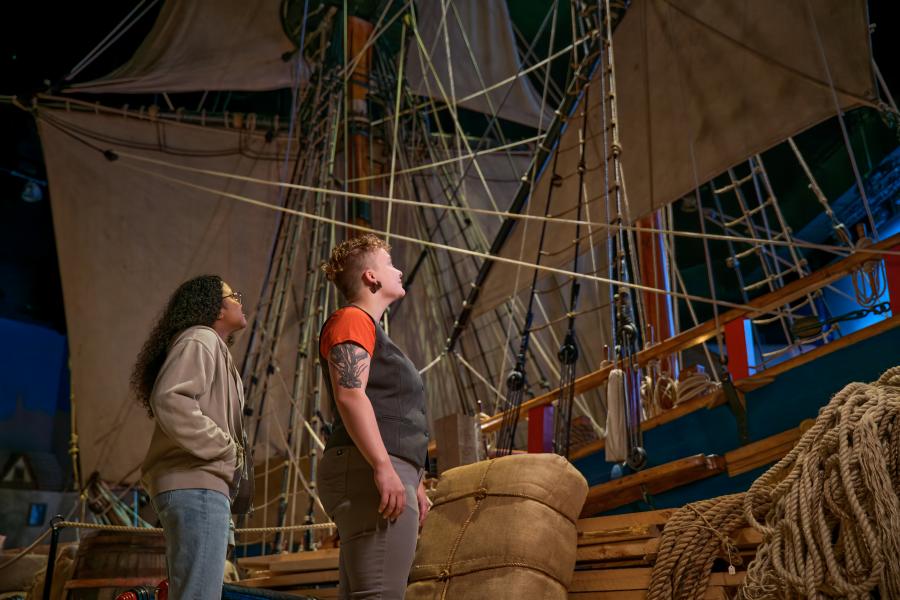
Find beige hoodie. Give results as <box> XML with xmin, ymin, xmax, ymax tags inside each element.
<box><xmin>141</xmin><ymin>326</ymin><xmax>245</xmax><ymax>499</ymax></box>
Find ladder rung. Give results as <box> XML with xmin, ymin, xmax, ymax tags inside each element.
<box><xmin>712</xmin><ymin>168</ymin><xmax>761</xmax><ymax>195</ymax></box>
<box><xmin>735</xmin><ymin>245</ymin><xmax>761</xmax><ymax>260</ymax></box>
<box><xmin>751</xmin><ymin>297</ymin><xmax>815</xmax><ymax>325</ymax></box>
<box><xmin>722</xmin><ymin>198</ymin><xmax>773</xmax><ymax>228</ymax></box>
<box><xmin>743</xmin><ymin>277</ymin><xmax>776</xmax><ymax>293</ymax></box>
<box><xmin>741</xmin><ymin>262</ymin><xmax>805</xmax><ymax>293</ymax></box>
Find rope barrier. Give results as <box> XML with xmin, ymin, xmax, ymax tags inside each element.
<box><xmin>50</xmin><ymin>520</ymin><xmax>336</xmax><ymax>535</ymax></box>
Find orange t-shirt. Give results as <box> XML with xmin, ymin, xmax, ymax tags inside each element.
<box><xmin>319</xmin><ymin>307</ymin><xmax>376</xmax><ymax>359</ymax></box>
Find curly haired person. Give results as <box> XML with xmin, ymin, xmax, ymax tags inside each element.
<box><xmin>133</xmin><ymin>275</ymin><xmax>248</xmax><ymax>600</ymax></box>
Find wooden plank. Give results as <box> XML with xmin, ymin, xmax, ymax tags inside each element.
<box><xmin>577</xmin><ymin>527</ymin><xmax>762</xmax><ymax>564</ymax></box>
<box><xmin>236</xmin><ymin>569</ymin><xmax>340</xmax><ymax>588</ymax></box>
<box><xmin>269</xmin><ymin>549</ymin><xmax>340</xmax><ymax>573</ymax></box>
<box><xmin>708</xmin><ymin>572</ymin><xmax>746</xmax><ymax>586</ymax></box>
<box><xmin>576</xmin><ymin>539</ymin><xmax>656</xmax><ymax>563</ymax></box>
<box><xmin>568</xmin><ymin>591</ymin><xmax>648</xmax><ymax>599</ymax></box>
<box><xmin>283</xmin><ymin>587</ymin><xmax>340</xmax><ymax>599</ymax></box>
<box><xmin>237</xmin><ymin>550</ymin><xmax>331</xmax><ymax>569</ymax></box>
<box><xmin>569</xmin><ymin>589</ymin><xmax>728</xmax><ymax>600</ymax></box>
<box><xmin>724</xmin><ymin>419</ymin><xmax>814</xmax><ymax>476</ymax></box>
<box><xmin>724</xmin><ymin>428</ymin><xmax>801</xmax><ymax>464</ymax></box>
<box><xmin>578</xmin><ymin>524</ymin><xmax>661</xmax><ymax>546</ymax></box>
<box><xmin>571</xmin><ymin>568</ymin><xmax>745</xmax><ymax>593</ymax></box>
<box><xmin>578</xmin><ymin>509</ymin><xmax>675</xmax><ymax>535</ymax></box>
<box><xmin>433</xmin><ymin>412</ymin><xmax>480</xmax><ymax>473</ymax></box>
<box><xmin>580</xmin><ymin>455</ymin><xmax>726</xmax><ymax>517</ymax></box>
<box><xmin>64</xmin><ymin>577</ymin><xmax>161</xmax><ymax>590</ymax></box>
<box><xmin>571</xmin><ymin>567</ymin><xmax>653</xmax><ymax>592</ymax></box>
<box><xmin>735</xmin><ymin>313</ymin><xmax>900</xmax><ymax>392</ymax></box>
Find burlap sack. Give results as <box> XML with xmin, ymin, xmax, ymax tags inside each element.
<box><xmin>407</xmin><ymin>453</ymin><xmax>588</xmax><ymax>599</ymax></box>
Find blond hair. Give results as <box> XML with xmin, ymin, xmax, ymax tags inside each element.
<box><xmin>322</xmin><ymin>234</ymin><xmax>391</xmax><ymax>300</ymax></box>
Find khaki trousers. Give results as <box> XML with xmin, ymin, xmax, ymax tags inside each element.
<box><xmin>318</xmin><ymin>446</ymin><xmax>421</xmax><ymax>599</ymax></box>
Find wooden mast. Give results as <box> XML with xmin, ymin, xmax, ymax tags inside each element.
<box><xmin>348</xmin><ymin>16</ymin><xmax>374</xmax><ymax>229</ymax></box>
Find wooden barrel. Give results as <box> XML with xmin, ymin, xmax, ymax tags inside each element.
<box><xmin>68</xmin><ymin>530</ymin><xmax>166</xmax><ymax>599</ymax></box>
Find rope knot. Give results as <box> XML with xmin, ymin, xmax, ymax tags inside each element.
<box><xmin>437</xmin><ymin>569</ymin><xmax>451</xmax><ymax>581</ymax></box>
<box><xmin>474</xmin><ymin>487</ymin><xmax>489</xmax><ymax>501</ymax></box>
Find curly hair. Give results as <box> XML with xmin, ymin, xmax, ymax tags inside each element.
<box><xmin>322</xmin><ymin>234</ymin><xmax>391</xmax><ymax>300</ymax></box>
<box><xmin>131</xmin><ymin>275</ymin><xmax>225</xmax><ymax>417</ymax></box>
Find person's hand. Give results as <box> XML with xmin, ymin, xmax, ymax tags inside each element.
<box><xmin>374</xmin><ymin>463</ymin><xmax>406</xmax><ymax>520</ymax></box>
<box><xmin>416</xmin><ymin>481</ymin><xmax>432</xmax><ymax>529</ymax></box>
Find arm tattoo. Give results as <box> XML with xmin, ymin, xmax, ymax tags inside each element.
<box><xmin>329</xmin><ymin>344</ymin><xmax>369</xmax><ymax>389</ymax></box>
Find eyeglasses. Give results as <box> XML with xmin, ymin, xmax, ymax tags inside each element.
<box><xmin>223</xmin><ymin>291</ymin><xmax>243</xmax><ymax>305</ymax></box>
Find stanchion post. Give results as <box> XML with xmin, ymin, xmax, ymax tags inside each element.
<box><xmin>43</xmin><ymin>515</ymin><xmax>64</xmax><ymax>600</ymax></box>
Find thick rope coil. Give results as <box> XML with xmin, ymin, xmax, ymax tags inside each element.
<box><xmin>647</xmin><ymin>493</ymin><xmax>747</xmax><ymax>600</ymax></box>
<box><xmin>645</xmin><ymin>367</ymin><xmax>900</xmax><ymax>600</ymax></box>
<box><xmin>739</xmin><ymin>366</ymin><xmax>900</xmax><ymax>599</ymax></box>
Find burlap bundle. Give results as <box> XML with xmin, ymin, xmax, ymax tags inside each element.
<box><xmin>407</xmin><ymin>453</ymin><xmax>588</xmax><ymax>599</ymax></box>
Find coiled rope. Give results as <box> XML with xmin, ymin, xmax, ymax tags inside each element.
<box><xmin>646</xmin><ymin>366</ymin><xmax>900</xmax><ymax>600</ymax></box>
<box><xmin>740</xmin><ymin>366</ymin><xmax>900</xmax><ymax>599</ymax></box>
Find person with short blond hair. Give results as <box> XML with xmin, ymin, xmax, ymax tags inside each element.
<box><xmin>317</xmin><ymin>234</ymin><xmax>432</xmax><ymax>599</ymax></box>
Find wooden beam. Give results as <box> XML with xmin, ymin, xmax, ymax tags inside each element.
<box><xmin>580</xmin><ymin>454</ymin><xmax>726</xmax><ymax>517</ymax></box>
<box><xmin>569</xmin><ymin>590</ymin><xmax>732</xmax><ymax>600</ymax></box>
<box><xmin>724</xmin><ymin>419</ymin><xmax>814</xmax><ymax>476</ymax></box>
<box><xmin>270</xmin><ymin>548</ymin><xmax>340</xmax><ymax>573</ymax></box>
<box><xmin>284</xmin><ymin>588</ymin><xmax>340</xmax><ymax>599</ymax></box>
<box><xmin>570</xmin><ymin>568</ymin><xmax>745</xmax><ymax>593</ymax></box>
<box><xmin>576</xmin><ymin>526</ymin><xmax>763</xmax><ymax>564</ymax></box>
<box><xmin>64</xmin><ymin>577</ymin><xmax>162</xmax><ymax>590</ymax></box>
<box><xmin>237</xmin><ymin>569</ymin><xmax>340</xmax><ymax>588</ymax></box>
<box><xmin>577</xmin><ymin>508</ymin><xmax>675</xmax><ymax>538</ymax></box>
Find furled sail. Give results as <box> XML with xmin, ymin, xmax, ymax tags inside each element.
<box><xmin>68</xmin><ymin>0</ymin><xmax>307</xmax><ymax>94</ymax></box>
<box><xmin>405</xmin><ymin>0</ymin><xmax>553</xmax><ymax>128</ymax></box>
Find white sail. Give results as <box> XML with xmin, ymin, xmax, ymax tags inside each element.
<box><xmin>68</xmin><ymin>0</ymin><xmax>307</xmax><ymax>94</ymax></box>
<box><xmin>471</xmin><ymin>0</ymin><xmax>878</xmax><ymax>317</ymax></box>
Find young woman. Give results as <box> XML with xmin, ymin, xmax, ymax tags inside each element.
<box><xmin>318</xmin><ymin>234</ymin><xmax>432</xmax><ymax>599</ymax></box>
<box><xmin>132</xmin><ymin>275</ymin><xmax>248</xmax><ymax>600</ymax></box>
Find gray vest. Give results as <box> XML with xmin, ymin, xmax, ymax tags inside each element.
<box><xmin>319</xmin><ymin>306</ymin><xmax>430</xmax><ymax>468</ymax></box>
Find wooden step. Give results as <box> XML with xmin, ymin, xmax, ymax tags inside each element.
<box><xmin>580</xmin><ymin>454</ymin><xmax>726</xmax><ymax>517</ymax></box>
<box><xmin>236</xmin><ymin>569</ymin><xmax>340</xmax><ymax>589</ymax></box>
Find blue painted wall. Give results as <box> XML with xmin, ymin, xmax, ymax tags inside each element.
<box><xmin>0</xmin><ymin>318</ymin><xmax>70</xmax><ymax>455</ymax></box>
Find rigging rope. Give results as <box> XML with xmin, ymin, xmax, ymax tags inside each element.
<box><xmin>29</xmin><ymin>107</ymin><xmax>900</xmax><ymax>263</ymax></box>
<box><xmin>602</xmin><ymin>0</ymin><xmax>646</xmax><ymax>471</ymax></box>
<box><xmin>554</xmin><ymin>78</ymin><xmax>592</xmax><ymax>458</ymax></box>
<box><xmin>496</xmin><ymin>153</ymin><xmax>563</xmax><ymax>457</ymax></box>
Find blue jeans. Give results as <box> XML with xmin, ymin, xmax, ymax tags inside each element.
<box><xmin>152</xmin><ymin>488</ymin><xmax>230</xmax><ymax>600</ymax></box>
